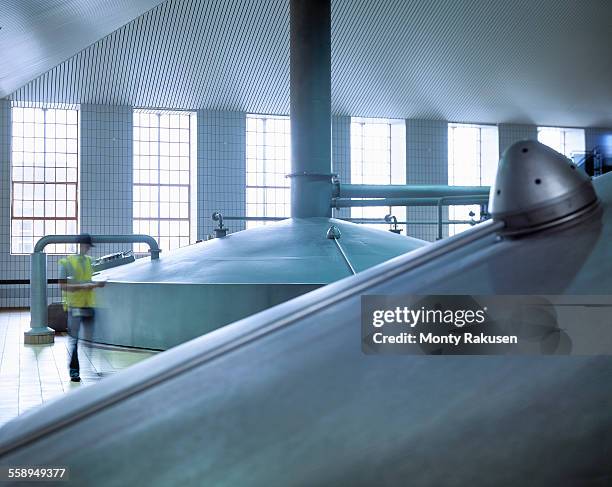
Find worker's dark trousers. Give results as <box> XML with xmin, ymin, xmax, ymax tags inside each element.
<box><xmin>67</xmin><ymin>308</ymin><xmax>94</xmax><ymax>378</ymax></box>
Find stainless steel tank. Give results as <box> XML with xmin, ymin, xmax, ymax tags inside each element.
<box><xmin>1</xmin><ymin>142</ymin><xmax>611</xmax><ymax>486</ymax></box>
<box><xmin>91</xmin><ymin>217</ymin><xmax>426</xmax><ymax>349</ymax></box>
<box><xmin>84</xmin><ymin>0</ymin><xmax>429</xmax><ymax>351</ymax></box>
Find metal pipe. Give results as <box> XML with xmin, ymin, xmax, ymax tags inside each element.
<box><xmin>34</xmin><ymin>234</ymin><xmax>161</xmax><ymax>259</ymax></box>
<box><xmin>24</xmin><ymin>252</ymin><xmax>54</xmax><ymax>344</ymax></box>
<box><xmin>332</xmin><ymin>239</ymin><xmax>356</xmax><ymax>275</ymax></box>
<box><xmin>336</xmin><ymin>184</ymin><xmax>490</xmax><ymax>199</ymax></box>
<box><xmin>333</xmin><ymin>196</ymin><xmax>489</xmax><ymax>208</ymax></box>
<box><xmin>289</xmin><ymin>0</ymin><xmax>333</xmax><ymax>218</ymax></box>
<box><xmin>326</xmin><ymin>226</ymin><xmax>356</xmax><ymax>275</ymax></box>
<box><xmin>26</xmin><ymin>234</ymin><xmax>161</xmax><ymax>344</ymax></box>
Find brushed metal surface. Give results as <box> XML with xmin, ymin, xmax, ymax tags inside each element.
<box><xmin>1</xmin><ymin>175</ymin><xmax>611</xmax><ymax>485</ymax></box>
<box><xmin>90</xmin><ymin>217</ymin><xmax>426</xmax><ymax>349</ymax></box>
<box><xmin>490</xmin><ymin>140</ymin><xmax>598</xmax><ymax>233</ymax></box>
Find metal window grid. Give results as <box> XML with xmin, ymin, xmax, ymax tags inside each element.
<box><xmin>537</xmin><ymin>126</ymin><xmax>585</xmax><ymax>159</ymax></box>
<box><xmin>350</xmin><ymin>119</ymin><xmax>393</xmax><ymax>228</ymax></box>
<box><xmin>447</xmin><ymin>123</ymin><xmax>499</xmax><ymax>236</ymax></box>
<box><xmin>133</xmin><ymin>110</ymin><xmax>194</xmax><ymax>252</ymax></box>
<box><xmin>245</xmin><ymin>114</ymin><xmax>291</xmax><ymax>228</ymax></box>
<box><xmin>10</xmin><ymin>105</ymin><xmax>79</xmax><ymax>254</ymax></box>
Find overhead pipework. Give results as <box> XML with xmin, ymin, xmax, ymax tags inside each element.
<box><xmin>289</xmin><ymin>0</ymin><xmax>334</xmax><ymax>218</ymax></box>
<box><xmin>489</xmin><ymin>140</ymin><xmax>600</xmax><ymax>236</ymax></box>
<box><xmin>333</xmin><ymin>196</ymin><xmax>489</xmax><ymax>208</ymax></box>
<box><xmin>334</xmin><ymin>184</ymin><xmax>491</xmax><ymax>200</ymax></box>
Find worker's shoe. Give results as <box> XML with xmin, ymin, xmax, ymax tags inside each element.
<box><xmin>70</xmin><ymin>369</ymin><xmax>81</xmax><ymax>382</ymax></box>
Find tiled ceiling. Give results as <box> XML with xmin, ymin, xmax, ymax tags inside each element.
<box><xmin>4</xmin><ymin>0</ymin><xmax>612</xmax><ymax>127</ymax></box>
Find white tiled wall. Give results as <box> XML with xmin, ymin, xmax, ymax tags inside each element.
<box><xmin>498</xmin><ymin>123</ymin><xmax>538</xmax><ymax>157</ymax></box>
<box><xmin>405</xmin><ymin>119</ymin><xmax>448</xmax><ymax>241</ymax></box>
<box><xmin>80</xmin><ymin>104</ymin><xmax>134</xmax><ymax>257</ymax></box>
<box><xmin>197</xmin><ymin>110</ymin><xmax>246</xmax><ymax>239</ymax></box>
<box><xmin>0</xmin><ymin>104</ymin><xmax>135</xmax><ymax>308</ymax></box>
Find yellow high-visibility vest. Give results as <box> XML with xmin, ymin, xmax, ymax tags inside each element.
<box><xmin>59</xmin><ymin>254</ymin><xmax>95</xmax><ymax>310</ymax></box>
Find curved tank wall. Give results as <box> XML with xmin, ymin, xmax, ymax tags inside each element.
<box><xmin>91</xmin><ymin>217</ymin><xmax>427</xmax><ymax>349</ymax></box>
<box><xmin>2</xmin><ymin>172</ymin><xmax>612</xmax><ymax>485</ymax></box>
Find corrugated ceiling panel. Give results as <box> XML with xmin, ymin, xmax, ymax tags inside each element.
<box><xmin>9</xmin><ymin>0</ymin><xmax>290</xmax><ymax>114</ymax></box>
<box><xmin>0</xmin><ymin>0</ymin><xmax>166</xmax><ymax>97</ymax></box>
<box><xmin>7</xmin><ymin>0</ymin><xmax>612</xmax><ymax>126</ymax></box>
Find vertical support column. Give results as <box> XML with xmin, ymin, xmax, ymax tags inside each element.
<box><xmin>24</xmin><ymin>252</ymin><xmax>54</xmax><ymax>344</ymax></box>
<box><xmin>290</xmin><ymin>0</ymin><xmax>333</xmax><ymax>218</ymax></box>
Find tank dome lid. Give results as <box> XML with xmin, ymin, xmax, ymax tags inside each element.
<box><xmin>489</xmin><ymin>140</ymin><xmax>599</xmax><ymax>235</ymax></box>
<box><xmin>96</xmin><ymin>218</ymin><xmax>426</xmax><ymax>285</ymax></box>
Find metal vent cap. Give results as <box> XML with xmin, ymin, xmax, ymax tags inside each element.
<box><xmin>489</xmin><ymin>140</ymin><xmax>598</xmax><ymax>234</ymax></box>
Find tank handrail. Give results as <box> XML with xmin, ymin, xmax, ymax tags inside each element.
<box><xmin>436</xmin><ymin>195</ymin><xmax>489</xmax><ymax>240</ymax></box>
<box><xmin>0</xmin><ymin>218</ymin><xmax>503</xmax><ymax>456</ymax></box>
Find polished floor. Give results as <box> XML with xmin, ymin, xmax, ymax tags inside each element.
<box><xmin>0</xmin><ymin>309</ymin><xmax>156</xmax><ymax>429</ymax></box>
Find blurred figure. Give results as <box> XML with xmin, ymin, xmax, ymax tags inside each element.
<box><xmin>58</xmin><ymin>234</ymin><xmax>105</xmax><ymax>382</ymax></box>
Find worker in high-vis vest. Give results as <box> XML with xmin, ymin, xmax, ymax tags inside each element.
<box><xmin>58</xmin><ymin>234</ymin><xmax>105</xmax><ymax>382</ymax></box>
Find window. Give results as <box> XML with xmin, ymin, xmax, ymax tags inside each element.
<box><xmin>11</xmin><ymin>105</ymin><xmax>79</xmax><ymax>254</ymax></box>
<box><xmin>246</xmin><ymin>114</ymin><xmax>291</xmax><ymax>228</ymax></box>
<box><xmin>133</xmin><ymin>110</ymin><xmax>196</xmax><ymax>252</ymax></box>
<box><xmin>350</xmin><ymin>118</ymin><xmax>406</xmax><ymax>231</ymax></box>
<box><xmin>447</xmin><ymin>123</ymin><xmax>499</xmax><ymax>235</ymax></box>
<box><xmin>537</xmin><ymin>126</ymin><xmax>585</xmax><ymax>160</ymax></box>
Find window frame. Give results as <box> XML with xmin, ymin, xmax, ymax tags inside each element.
<box><xmin>537</xmin><ymin>126</ymin><xmax>585</xmax><ymax>159</ymax></box>
<box><xmin>245</xmin><ymin>114</ymin><xmax>291</xmax><ymax>228</ymax></box>
<box><xmin>10</xmin><ymin>104</ymin><xmax>80</xmax><ymax>255</ymax></box>
<box><xmin>447</xmin><ymin>122</ymin><xmax>499</xmax><ymax>236</ymax></box>
<box><xmin>350</xmin><ymin>117</ymin><xmax>406</xmax><ymax>232</ymax></box>
<box><xmin>132</xmin><ymin>109</ymin><xmax>197</xmax><ymax>252</ymax></box>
